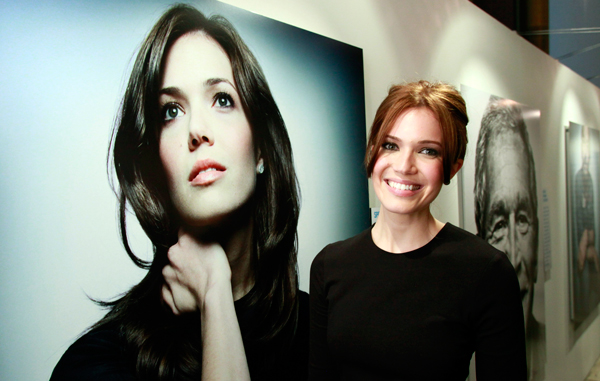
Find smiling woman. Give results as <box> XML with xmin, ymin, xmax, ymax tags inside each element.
<box><xmin>309</xmin><ymin>81</ymin><xmax>527</xmax><ymax>380</ymax></box>
<box><xmin>50</xmin><ymin>4</ymin><xmax>307</xmax><ymax>381</ymax></box>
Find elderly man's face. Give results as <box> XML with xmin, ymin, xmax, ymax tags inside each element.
<box><xmin>484</xmin><ymin>130</ymin><xmax>537</xmax><ymax>324</ymax></box>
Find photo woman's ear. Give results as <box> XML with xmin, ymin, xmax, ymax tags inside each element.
<box><xmin>256</xmin><ymin>158</ymin><xmax>264</xmax><ymax>174</ymax></box>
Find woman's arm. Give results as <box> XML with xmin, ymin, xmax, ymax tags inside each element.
<box><xmin>309</xmin><ymin>251</ymin><xmax>338</xmax><ymax>380</ymax></box>
<box><xmin>473</xmin><ymin>253</ymin><xmax>527</xmax><ymax>381</ymax></box>
<box><xmin>162</xmin><ymin>229</ymin><xmax>250</xmax><ymax>381</ymax></box>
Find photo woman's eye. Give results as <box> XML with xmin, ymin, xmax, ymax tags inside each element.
<box><xmin>162</xmin><ymin>104</ymin><xmax>183</xmax><ymax>122</ymax></box>
<box><xmin>213</xmin><ymin>92</ymin><xmax>234</xmax><ymax>108</ymax></box>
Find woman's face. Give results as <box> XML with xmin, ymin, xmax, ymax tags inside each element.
<box><xmin>372</xmin><ymin>107</ymin><xmax>452</xmax><ymax>218</ymax></box>
<box><xmin>158</xmin><ymin>32</ymin><xmax>259</xmax><ymax>227</ymax></box>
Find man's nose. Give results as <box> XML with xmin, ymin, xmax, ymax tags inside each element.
<box><xmin>507</xmin><ymin>214</ymin><xmax>521</xmax><ymax>269</ymax></box>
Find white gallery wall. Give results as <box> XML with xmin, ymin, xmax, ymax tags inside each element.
<box><xmin>221</xmin><ymin>1</ymin><xmax>600</xmax><ymax>380</ymax></box>
<box><xmin>219</xmin><ymin>1</ymin><xmax>600</xmax><ymax>380</ymax></box>
<box><xmin>2</xmin><ymin>0</ymin><xmax>600</xmax><ymax>380</ymax></box>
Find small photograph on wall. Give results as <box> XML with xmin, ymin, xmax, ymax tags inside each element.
<box><xmin>566</xmin><ymin>122</ymin><xmax>600</xmax><ymax>326</ymax></box>
<box><xmin>460</xmin><ymin>85</ymin><xmax>545</xmax><ymax>381</ymax></box>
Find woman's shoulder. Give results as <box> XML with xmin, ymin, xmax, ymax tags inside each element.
<box><xmin>50</xmin><ymin>324</ymin><xmax>135</xmax><ymax>381</ymax></box>
<box><xmin>313</xmin><ymin>227</ymin><xmax>373</xmax><ymax>263</ymax></box>
<box><xmin>433</xmin><ymin>223</ymin><xmax>516</xmax><ymax>279</ymax></box>
<box><xmin>451</xmin><ymin>223</ymin><xmax>518</xmax><ymax>271</ymax></box>
<box><xmin>438</xmin><ymin>223</ymin><xmax>505</xmax><ymax>259</ymax></box>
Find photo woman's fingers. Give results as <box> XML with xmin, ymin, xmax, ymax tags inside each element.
<box><xmin>161</xmin><ymin>282</ymin><xmax>179</xmax><ymax>315</ymax></box>
<box><xmin>162</xmin><ymin>264</ymin><xmax>200</xmax><ymax>314</ymax></box>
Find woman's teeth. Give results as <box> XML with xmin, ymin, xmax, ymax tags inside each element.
<box><xmin>387</xmin><ymin>180</ymin><xmax>420</xmax><ymax>191</ymax></box>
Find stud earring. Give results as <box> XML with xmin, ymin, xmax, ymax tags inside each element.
<box><xmin>257</xmin><ymin>161</ymin><xmax>265</xmax><ymax>174</ymax></box>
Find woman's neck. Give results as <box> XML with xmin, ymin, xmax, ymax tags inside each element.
<box><xmin>221</xmin><ymin>221</ymin><xmax>255</xmax><ymax>301</ymax></box>
<box><xmin>371</xmin><ymin>207</ymin><xmax>445</xmax><ymax>254</ymax></box>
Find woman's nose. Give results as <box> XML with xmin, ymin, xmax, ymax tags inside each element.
<box><xmin>393</xmin><ymin>150</ymin><xmax>417</xmax><ymax>174</ymax></box>
<box><xmin>188</xmin><ymin>113</ymin><xmax>214</xmax><ymax>150</ymax></box>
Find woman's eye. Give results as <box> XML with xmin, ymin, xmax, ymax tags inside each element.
<box><xmin>162</xmin><ymin>104</ymin><xmax>183</xmax><ymax>122</ymax></box>
<box><xmin>382</xmin><ymin>142</ymin><xmax>397</xmax><ymax>150</ymax></box>
<box><xmin>213</xmin><ymin>92</ymin><xmax>234</xmax><ymax>108</ymax></box>
<box><xmin>420</xmin><ymin>148</ymin><xmax>439</xmax><ymax>157</ymax></box>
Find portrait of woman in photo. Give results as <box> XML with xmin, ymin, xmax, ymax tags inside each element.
<box><xmin>51</xmin><ymin>4</ymin><xmax>306</xmax><ymax>380</ymax></box>
<box><xmin>309</xmin><ymin>81</ymin><xmax>526</xmax><ymax>380</ymax></box>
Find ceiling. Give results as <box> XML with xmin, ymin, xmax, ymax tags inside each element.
<box><xmin>547</xmin><ymin>0</ymin><xmax>600</xmax><ymax>89</ymax></box>
<box><xmin>470</xmin><ymin>0</ymin><xmax>600</xmax><ymax>89</ymax></box>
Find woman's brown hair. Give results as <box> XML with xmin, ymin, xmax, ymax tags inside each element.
<box><xmin>365</xmin><ymin>80</ymin><xmax>468</xmax><ymax>185</ymax></box>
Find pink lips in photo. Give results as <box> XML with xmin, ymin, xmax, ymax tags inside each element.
<box><xmin>189</xmin><ymin>159</ymin><xmax>226</xmax><ymax>186</ymax></box>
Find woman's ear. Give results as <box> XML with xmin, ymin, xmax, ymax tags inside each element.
<box><xmin>256</xmin><ymin>157</ymin><xmax>265</xmax><ymax>174</ymax></box>
<box><xmin>449</xmin><ymin>159</ymin><xmax>464</xmax><ymax>180</ymax></box>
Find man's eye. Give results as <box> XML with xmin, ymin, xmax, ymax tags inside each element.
<box><xmin>488</xmin><ymin>219</ymin><xmax>508</xmax><ymax>243</ymax></box>
<box><xmin>516</xmin><ymin>213</ymin><xmax>531</xmax><ymax>234</ymax></box>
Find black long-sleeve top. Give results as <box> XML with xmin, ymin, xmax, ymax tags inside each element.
<box><xmin>309</xmin><ymin>224</ymin><xmax>526</xmax><ymax>380</ymax></box>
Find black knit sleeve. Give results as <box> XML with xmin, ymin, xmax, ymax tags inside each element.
<box><xmin>309</xmin><ymin>248</ymin><xmax>340</xmax><ymax>381</ymax></box>
<box><xmin>471</xmin><ymin>252</ymin><xmax>527</xmax><ymax>381</ymax></box>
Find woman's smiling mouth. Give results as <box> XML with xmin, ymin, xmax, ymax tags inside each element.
<box><xmin>386</xmin><ymin>179</ymin><xmax>421</xmax><ymax>191</ymax></box>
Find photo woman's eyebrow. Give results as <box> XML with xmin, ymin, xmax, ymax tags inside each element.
<box><xmin>159</xmin><ymin>86</ymin><xmax>184</xmax><ymax>98</ymax></box>
<box><xmin>205</xmin><ymin>77</ymin><xmax>237</xmax><ymax>92</ymax></box>
<box><xmin>159</xmin><ymin>78</ymin><xmax>237</xmax><ymax>97</ymax></box>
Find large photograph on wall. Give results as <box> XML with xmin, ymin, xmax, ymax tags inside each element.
<box><xmin>459</xmin><ymin>85</ymin><xmax>545</xmax><ymax>381</ymax></box>
<box><xmin>566</xmin><ymin>122</ymin><xmax>600</xmax><ymax>326</ymax></box>
<box><xmin>0</xmin><ymin>1</ymin><xmax>369</xmax><ymax>379</ymax></box>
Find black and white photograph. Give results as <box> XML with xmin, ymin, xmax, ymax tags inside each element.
<box><xmin>460</xmin><ymin>85</ymin><xmax>545</xmax><ymax>381</ymax></box>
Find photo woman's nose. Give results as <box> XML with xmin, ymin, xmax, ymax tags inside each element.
<box><xmin>188</xmin><ymin>113</ymin><xmax>214</xmax><ymax>150</ymax></box>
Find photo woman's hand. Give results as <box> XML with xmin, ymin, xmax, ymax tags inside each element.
<box><xmin>161</xmin><ymin>228</ymin><xmax>233</xmax><ymax>315</ymax></box>
<box><xmin>161</xmin><ymin>227</ymin><xmax>250</xmax><ymax>380</ymax></box>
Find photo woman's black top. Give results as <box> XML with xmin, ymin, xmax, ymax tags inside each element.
<box><xmin>51</xmin><ymin>290</ymin><xmax>309</xmax><ymax>380</ymax></box>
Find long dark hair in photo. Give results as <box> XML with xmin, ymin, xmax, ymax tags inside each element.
<box><xmin>100</xmin><ymin>4</ymin><xmax>300</xmax><ymax>379</ymax></box>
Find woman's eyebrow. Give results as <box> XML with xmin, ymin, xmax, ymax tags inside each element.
<box><xmin>205</xmin><ymin>77</ymin><xmax>236</xmax><ymax>89</ymax></box>
<box><xmin>159</xmin><ymin>86</ymin><xmax>184</xmax><ymax>98</ymax></box>
<box><xmin>384</xmin><ymin>135</ymin><xmax>441</xmax><ymax>146</ymax></box>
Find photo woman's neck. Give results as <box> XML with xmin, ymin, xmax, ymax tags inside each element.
<box><xmin>185</xmin><ymin>207</ymin><xmax>255</xmax><ymax>301</ymax></box>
